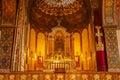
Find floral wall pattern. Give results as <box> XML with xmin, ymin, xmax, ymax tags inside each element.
<box><xmin>103</xmin><ymin>0</ymin><xmax>115</xmax><ymax>25</ymax></box>
<box><xmin>2</xmin><ymin>0</ymin><xmax>16</xmax><ymax>25</ymax></box>
<box><xmin>103</xmin><ymin>0</ymin><xmax>120</xmax><ymax>72</ymax></box>
<box><xmin>0</xmin><ymin>27</ymin><xmax>14</xmax><ymax>72</ymax></box>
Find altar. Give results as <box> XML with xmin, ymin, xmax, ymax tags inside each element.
<box><xmin>42</xmin><ymin>23</ymin><xmax>76</xmax><ymax>72</ymax></box>
<box><xmin>43</xmin><ymin>55</ymin><xmax>76</xmax><ymax>72</ymax></box>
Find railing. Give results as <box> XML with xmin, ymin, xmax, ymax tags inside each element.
<box><xmin>0</xmin><ymin>72</ymin><xmax>120</xmax><ymax>80</ymax></box>
<box><xmin>44</xmin><ymin>61</ymin><xmax>76</xmax><ymax>71</ymax></box>
<box><xmin>46</xmin><ymin>62</ymin><xmax>71</xmax><ymax>70</ymax></box>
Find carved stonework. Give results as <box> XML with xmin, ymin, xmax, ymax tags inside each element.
<box><xmin>11</xmin><ymin>0</ymin><xmax>26</xmax><ymax>72</ymax></box>
<box><xmin>104</xmin><ymin>28</ymin><xmax>120</xmax><ymax>72</ymax></box>
<box><xmin>103</xmin><ymin>0</ymin><xmax>115</xmax><ymax>25</ymax></box>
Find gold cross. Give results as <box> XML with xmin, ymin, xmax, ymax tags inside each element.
<box><xmin>95</xmin><ymin>26</ymin><xmax>104</xmax><ymax>51</ymax></box>
<box><xmin>57</xmin><ymin>19</ymin><xmax>62</xmax><ymax>26</ymax></box>
<box><xmin>96</xmin><ymin>26</ymin><xmax>103</xmax><ymax>44</ymax></box>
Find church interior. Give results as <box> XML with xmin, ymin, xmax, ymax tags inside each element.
<box><xmin>0</xmin><ymin>0</ymin><xmax>120</xmax><ymax>80</ymax></box>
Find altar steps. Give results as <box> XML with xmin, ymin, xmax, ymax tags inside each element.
<box><xmin>0</xmin><ymin>72</ymin><xmax>120</xmax><ymax>80</ymax></box>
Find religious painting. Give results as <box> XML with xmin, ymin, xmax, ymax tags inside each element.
<box><xmin>54</xmin><ymin>31</ymin><xmax>64</xmax><ymax>51</ymax></box>
<box><xmin>2</xmin><ymin>0</ymin><xmax>16</xmax><ymax>25</ymax></box>
<box><xmin>36</xmin><ymin>56</ymin><xmax>43</xmax><ymax>69</ymax></box>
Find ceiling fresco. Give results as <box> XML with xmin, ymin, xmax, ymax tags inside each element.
<box><xmin>29</xmin><ymin>0</ymin><xmax>92</xmax><ymax>32</ymax></box>
<box><xmin>0</xmin><ymin>0</ymin><xmax>101</xmax><ymax>30</ymax></box>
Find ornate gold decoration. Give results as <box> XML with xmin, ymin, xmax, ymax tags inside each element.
<box><xmin>95</xmin><ymin>26</ymin><xmax>104</xmax><ymax>51</ymax></box>
<box><xmin>36</xmin><ymin>0</ymin><xmax>83</xmax><ymax>16</ymax></box>
<box><xmin>1</xmin><ymin>73</ymin><xmax>120</xmax><ymax>80</ymax></box>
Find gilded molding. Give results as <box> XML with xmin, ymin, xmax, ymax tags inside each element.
<box><xmin>0</xmin><ymin>73</ymin><xmax>120</xmax><ymax>80</ymax></box>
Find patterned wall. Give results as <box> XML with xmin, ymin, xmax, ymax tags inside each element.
<box><xmin>0</xmin><ymin>27</ymin><xmax>14</xmax><ymax>72</ymax></box>
<box><xmin>0</xmin><ymin>72</ymin><xmax>120</xmax><ymax>80</ymax></box>
<box><xmin>2</xmin><ymin>0</ymin><xmax>16</xmax><ymax>25</ymax></box>
<box><xmin>103</xmin><ymin>0</ymin><xmax>120</xmax><ymax>72</ymax></box>
<box><xmin>103</xmin><ymin>0</ymin><xmax>115</xmax><ymax>25</ymax></box>
<box><xmin>104</xmin><ymin>28</ymin><xmax>120</xmax><ymax>72</ymax></box>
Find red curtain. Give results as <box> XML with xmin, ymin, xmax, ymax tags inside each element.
<box><xmin>94</xmin><ymin>9</ymin><xmax>107</xmax><ymax>71</ymax></box>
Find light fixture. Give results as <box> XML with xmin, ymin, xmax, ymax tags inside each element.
<box><xmin>44</xmin><ymin>0</ymin><xmax>76</xmax><ymax>7</ymax></box>
<box><xmin>36</xmin><ymin>0</ymin><xmax>83</xmax><ymax>16</ymax></box>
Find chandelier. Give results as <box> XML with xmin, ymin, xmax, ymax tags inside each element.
<box><xmin>36</xmin><ymin>0</ymin><xmax>83</xmax><ymax>16</ymax></box>
<box><xmin>44</xmin><ymin>0</ymin><xmax>76</xmax><ymax>7</ymax></box>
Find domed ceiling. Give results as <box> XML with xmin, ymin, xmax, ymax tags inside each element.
<box><xmin>29</xmin><ymin>0</ymin><xmax>92</xmax><ymax>32</ymax></box>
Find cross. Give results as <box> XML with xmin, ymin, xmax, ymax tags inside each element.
<box><xmin>95</xmin><ymin>26</ymin><xmax>103</xmax><ymax>44</ymax></box>
<box><xmin>57</xmin><ymin>19</ymin><xmax>62</xmax><ymax>26</ymax></box>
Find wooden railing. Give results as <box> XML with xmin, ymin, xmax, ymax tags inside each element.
<box><xmin>0</xmin><ymin>72</ymin><xmax>120</xmax><ymax>80</ymax></box>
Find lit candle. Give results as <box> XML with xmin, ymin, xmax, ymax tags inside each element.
<box><xmin>35</xmin><ymin>53</ymin><xmax>37</xmax><ymax>61</ymax></box>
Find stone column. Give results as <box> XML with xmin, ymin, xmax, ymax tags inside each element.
<box><xmin>104</xmin><ymin>27</ymin><xmax>120</xmax><ymax>72</ymax></box>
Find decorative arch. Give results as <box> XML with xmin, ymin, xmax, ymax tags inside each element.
<box><xmin>37</xmin><ymin>32</ymin><xmax>45</xmax><ymax>58</ymax></box>
<box><xmin>73</xmin><ymin>32</ymin><xmax>81</xmax><ymax>56</ymax></box>
<box><xmin>30</xmin><ymin>28</ymin><xmax>36</xmax><ymax>54</ymax></box>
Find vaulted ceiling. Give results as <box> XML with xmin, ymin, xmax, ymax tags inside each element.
<box><xmin>0</xmin><ymin>0</ymin><xmax>101</xmax><ymax>32</ymax></box>
<box><xmin>29</xmin><ymin>0</ymin><xmax>99</xmax><ymax>32</ymax></box>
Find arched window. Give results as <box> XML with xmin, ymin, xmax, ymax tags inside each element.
<box><xmin>37</xmin><ymin>32</ymin><xmax>45</xmax><ymax>58</ymax></box>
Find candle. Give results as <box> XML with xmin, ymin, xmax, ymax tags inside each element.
<box><xmin>34</xmin><ymin>53</ymin><xmax>37</xmax><ymax>61</ymax></box>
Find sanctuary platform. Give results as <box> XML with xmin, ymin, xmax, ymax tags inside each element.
<box><xmin>0</xmin><ymin>72</ymin><xmax>120</xmax><ymax>80</ymax></box>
